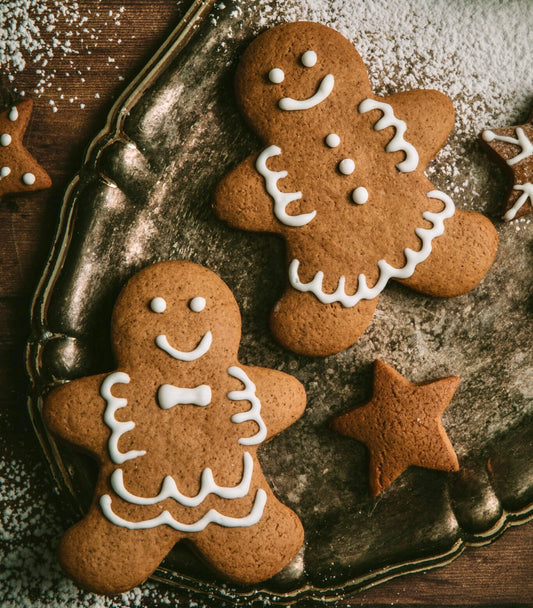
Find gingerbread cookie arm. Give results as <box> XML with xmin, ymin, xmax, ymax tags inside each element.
<box><xmin>384</xmin><ymin>89</ymin><xmax>455</xmax><ymax>167</ymax></box>
<box><xmin>243</xmin><ymin>366</ymin><xmax>306</xmax><ymax>440</ymax></box>
<box><xmin>44</xmin><ymin>373</ymin><xmax>112</xmax><ymax>458</ymax></box>
<box><xmin>214</xmin><ymin>153</ymin><xmax>280</xmax><ymax>233</ymax></box>
<box><xmin>397</xmin><ymin>208</ymin><xmax>497</xmax><ymax>297</ymax></box>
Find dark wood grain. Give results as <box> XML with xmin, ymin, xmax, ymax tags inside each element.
<box><xmin>0</xmin><ymin>1</ymin><xmax>531</xmax><ymax>605</ymax></box>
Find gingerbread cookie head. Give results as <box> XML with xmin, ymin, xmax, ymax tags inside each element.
<box><xmin>216</xmin><ymin>22</ymin><xmax>497</xmax><ymax>356</ymax></box>
<box><xmin>110</xmin><ymin>261</ymin><xmax>242</xmax><ymax>369</ymax></box>
<box><xmin>0</xmin><ymin>99</ymin><xmax>51</xmax><ymax>199</ymax></box>
<box><xmin>44</xmin><ymin>261</ymin><xmax>306</xmax><ymax>593</ymax></box>
<box><xmin>235</xmin><ymin>22</ymin><xmax>371</xmax><ymax>143</ymax></box>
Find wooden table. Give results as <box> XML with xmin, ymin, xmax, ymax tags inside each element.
<box><xmin>1</xmin><ymin>1</ymin><xmax>531</xmax><ymax>605</ymax></box>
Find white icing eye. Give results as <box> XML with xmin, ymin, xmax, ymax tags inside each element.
<box><xmin>22</xmin><ymin>173</ymin><xmax>36</xmax><ymax>185</ymax></box>
<box><xmin>325</xmin><ymin>133</ymin><xmax>340</xmax><ymax>148</ymax></box>
<box><xmin>301</xmin><ymin>50</ymin><xmax>317</xmax><ymax>67</ymax></box>
<box><xmin>338</xmin><ymin>159</ymin><xmax>355</xmax><ymax>175</ymax></box>
<box><xmin>189</xmin><ymin>297</ymin><xmax>206</xmax><ymax>312</ymax></box>
<box><xmin>0</xmin><ymin>134</ymin><xmax>11</xmax><ymax>146</ymax></box>
<box><xmin>268</xmin><ymin>68</ymin><xmax>285</xmax><ymax>84</ymax></box>
<box><xmin>150</xmin><ymin>297</ymin><xmax>167</xmax><ymax>313</ymax></box>
<box><xmin>352</xmin><ymin>187</ymin><xmax>369</xmax><ymax>205</ymax></box>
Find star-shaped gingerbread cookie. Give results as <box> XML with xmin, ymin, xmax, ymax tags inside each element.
<box><xmin>481</xmin><ymin>110</ymin><xmax>533</xmax><ymax>221</ymax></box>
<box><xmin>0</xmin><ymin>99</ymin><xmax>51</xmax><ymax>199</ymax></box>
<box><xmin>44</xmin><ymin>261</ymin><xmax>306</xmax><ymax>594</ymax></box>
<box><xmin>331</xmin><ymin>360</ymin><xmax>459</xmax><ymax>497</ymax></box>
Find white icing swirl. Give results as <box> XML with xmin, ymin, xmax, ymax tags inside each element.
<box><xmin>227</xmin><ymin>366</ymin><xmax>267</xmax><ymax>446</ymax></box>
<box><xmin>99</xmin><ymin>488</ymin><xmax>267</xmax><ymax>531</ymax></box>
<box><xmin>101</xmin><ymin>372</ymin><xmax>146</xmax><ymax>465</ymax></box>
<box><xmin>358</xmin><ymin>98</ymin><xmax>419</xmax><ymax>173</ymax></box>
<box><xmin>483</xmin><ymin>127</ymin><xmax>533</xmax><ymax>166</ymax></box>
<box><xmin>110</xmin><ymin>451</ymin><xmax>254</xmax><ymax>507</ymax></box>
<box><xmin>505</xmin><ymin>183</ymin><xmax>533</xmax><ymax>221</ymax></box>
<box><xmin>288</xmin><ymin>190</ymin><xmax>455</xmax><ymax>307</ymax></box>
<box><xmin>256</xmin><ymin>145</ymin><xmax>316</xmax><ymax>227</ymax></box>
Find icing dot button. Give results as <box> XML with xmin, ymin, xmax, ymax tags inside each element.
<box><xmin>338</xmin><ymin>158</ymin><xmax>355</xmax><ymax>175</ymax></box>
<box><xmin>325</xmin><ymin>133</ymin><xmax>340</xmax><ymax>148</ymax></box>
<box><xmin>482</xmin><ymin>130</ymin><xmax>496</xmax><ymax>143</ymax></box>
<box><xmin>22</xmin><ymin>172</ymin><xmax>36</xmax><ymax>185</ymax></box>
<box><xmin>150</xmin><ymin>297</ymin><xmax>167</xmax><ymax>313</ymax></box>
<box><xmin>268</xmin><ymin>68</ymin><xmax>285</xmax><ymax>84</ymax></box>
<box><xmin>189</xmin><ymin>296</ymin><xmax>206</xmax><ymax>312</ymax></box>
<box><xmin>0</xmin><ymin>167</ymin><xmax>10</xmax><ymax>178</ymax></box>
<box><xmin>0</xmin><ymin>133</ymin><xmax>12</xmax><ymax>146</ymax></box>
<box><xmin>352</xmin><ymin>187</ymin><xmax>369</xmax><ymax>205</ymax></box>
<box><xmin>8</xmin><ymin>107</ymin><xmax>18</xmax><ymax>122</ymax></box>
<box><xmin>301</xmin><ymin>50</ymin><xmax>317</xmax><ymax>67</ymax></box>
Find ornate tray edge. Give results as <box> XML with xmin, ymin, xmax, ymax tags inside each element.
<box><xmin>24</xmin><ymin>1</ymin><xmax>533</xmax><ymax>603</ymax></box>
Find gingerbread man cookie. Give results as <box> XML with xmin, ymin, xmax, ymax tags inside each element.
<box><xmin>0</xmin><ymin>99</ymin><xmax>51</xmax><ymax>199</ymax></box>
<box><xmin>215</xmin><ymin>22</ymin><xmax>498</xmax><ymax>356</ymax></box>
<box><xmin>44</xmin><ymin>261</ymin><xmax>305</xmax><ymax>594</ymax></box>
<box><xmin>481</xmin><ymin>109</ymin><xmax>533</xmax><ymax>221</ymax></box>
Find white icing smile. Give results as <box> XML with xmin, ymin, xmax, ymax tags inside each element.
<box><xmin>278</xmin><ymin>73</ymin><xmax>335</xmax><ymax>111</ymax></box>
<box><xmin>155</xmin><ymin>331</ymin><xmax>212</xmax><ymax>361</ymax></box>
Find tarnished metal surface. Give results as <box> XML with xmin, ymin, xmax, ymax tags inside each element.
<box><xmin>27</xmin><ymin>0</ymin><xmax>532</xmax><ymax>603</ymax></box>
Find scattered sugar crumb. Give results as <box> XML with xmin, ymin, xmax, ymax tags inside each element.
<box><xmin>1</xmin><ymin>0</ymin><xmax>127</xmax><ymax>112</ymax></box>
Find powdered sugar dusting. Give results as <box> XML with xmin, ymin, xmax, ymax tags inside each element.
<box><xmin>1</xmin><ymin>1</ymin><xmax>126</xmax><ymax>110</ymax></box>
<box><xmin>247</xmin><ymin>0</ymin><xmax>532</xmax><ymax>214</ymax></box>
<box><xmin>5</xmin><ymin>0</ymin><xmax>531</xmax><ymax>605</ymax></box>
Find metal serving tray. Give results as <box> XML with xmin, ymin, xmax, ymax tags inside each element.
<box><xmin>27</xmin><ymin>0</ymin><xmax>532</xmax><ymax>603</ymax></box>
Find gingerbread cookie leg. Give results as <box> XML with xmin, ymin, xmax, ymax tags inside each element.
<box><xmin>58</xmin><ymin>490</ymin><xmax>180</xmax><ymax>594</ymax></box>
<box><xmin>194</xmin><ymin>484</ymin><xmax>303</xmax><ymax>584</ymax></box>
<box><xmin>270</xmin><ymin>288</ymin><xmax>379</xmax><ymax>357</ymax></box>
<box><xmin>397</xmin><ymin>209</ymin><xmax>498</xmax><ymax>297</ymax></box>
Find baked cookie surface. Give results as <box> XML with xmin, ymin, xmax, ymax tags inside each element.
<box><xmin>44</xmin><ymin>261</ymin><xmax>306</xmax><ymax>594</ymax></box>
<box><xmin>481</xmin><ymin>110</ymin><xmax>533</xmax><ymax>221</ymax></box>
<box><xmin>215</xmin><ymin>21</ymin><xmax>498</xmax><ymax>356</ymax></box>
<box><xmin>331</xmin><ymin>360</ymin><xmax>460</xmax><ymax>497</ymax></box>
<box><xmin>0</xmin><ymin>99</ymin><xmax>51</xmax><ymax>199</ymax></box>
